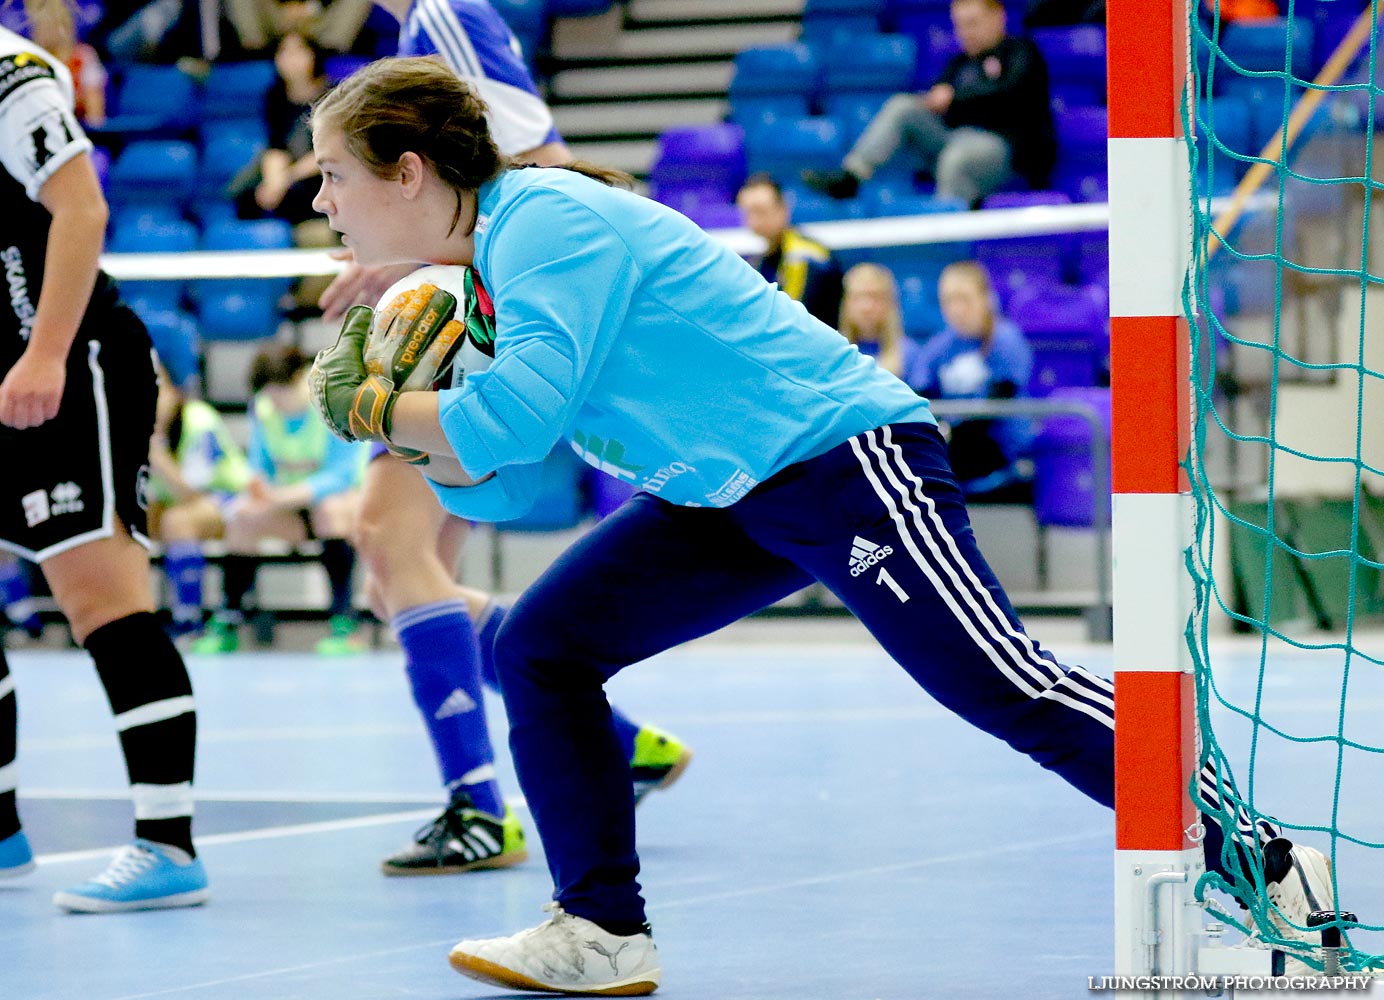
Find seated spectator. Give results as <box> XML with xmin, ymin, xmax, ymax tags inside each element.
<box><xmin>909</xmin><ymin>261</ymin><xmax>1035</xmax><ymax>501</ymax></box>
<box><xmin>736</xmin><ymin>173</ymin><xmax>844</xmax><ymax>327</ymax></box>
<box><xmin>838</xmin><ymin>262</ymin><xmax>926</xmax><ymax>379</ymax></box>
<box><xmin>193</xmin><ymin>346</ymin><xmax>369</xmax><ymax>656</ymax></box>
<box><xmin>148</xmin><ymin>378</ymin><xmax>253</xmax><ymax>637</ymax></box>
<box><xmin>230</xmin><ymin>30</ymin><xmax>330</xmax><ymax>230</ymax></box>
<box><xmin>224</xmin><ymin>0</ymin><xmax>374</xmax><ymax>56</ymax></box>
<box><xmin>804</xmin><ymin>0</ymin><xmax>1056</xmax><ymax>207</ymax></box>
<box><xmin>26</xmin><ymin>0</ymin><xmax>106</xmax><ymax>127</ymax></box>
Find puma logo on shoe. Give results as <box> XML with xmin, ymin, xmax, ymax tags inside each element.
<box><xmin>585</xmin><ymin>939</ymin><xmax>630</xmax><ymax>974</ymax></box>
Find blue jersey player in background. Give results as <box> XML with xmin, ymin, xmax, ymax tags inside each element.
<box><xmin>318</xmin><ymin>1</ymin><xmax>693</xmax><ymax>878</ymax></box>
<box><xmin>307</xmin><ymin>57</ymin><xmax>1338</xmax><ymax>997</ymax></box>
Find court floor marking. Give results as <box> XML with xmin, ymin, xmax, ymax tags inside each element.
<box><xmin>95</xmin><ymin>826</ymin><xmax>1110</xmax><ymax>1000</ymax></box>
<box><xmin>35</xmin><ymin>809</ymin><xmax>440</xmax><ymax>867</ymax></box>
<box><xmin>22</xmin><ymin>788</ymin><xmax>451</xmax><ymax>804</ymax></box>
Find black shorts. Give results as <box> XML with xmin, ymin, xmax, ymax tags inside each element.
<box><xmin>0</xmin><ymin>326</ymin><xmax>158</xmax><ymax>562</ymax></box>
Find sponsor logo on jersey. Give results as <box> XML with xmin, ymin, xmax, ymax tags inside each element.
<box><xmin>21</xmin><ymin>489</ymin><xmax>47</xmax><ymax>527</ymax></box>
<box><xmin>0</xmin><ymin>51</ymin><xmax>55</xmax><ymax>105</ymax></box>
<box><xmin>848</xmin><ymin>535</ymin><xmax>893</xmax><ymax>577</ymax></box>
<box><xmin>2</xmin><ymin>246</ymin><xmax>34</xmax><ymax>340</ymax></box>
<box><xmin>49</xmin><ymin>481</ymin><xmax>83</xmax><ymax>516</ymax></box>
<box><xmin>571</xmin><ymin>429</ymin><xmax>644</xmax><ymax>481</ymax></box>
<box><xmin>641</xmin><ymin>461</ymin><xmax>695</xmax><ymax>494</ymax></box>
<box><xmin>706</xmin><ymin>469</ymin><xmax>757</xmax><ymax>506</ymax></box>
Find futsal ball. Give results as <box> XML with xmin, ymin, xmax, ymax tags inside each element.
<box><xmin>369</xmin><ymin>264</ymin><xmax>476</xmax><ymax>392</ymax></box>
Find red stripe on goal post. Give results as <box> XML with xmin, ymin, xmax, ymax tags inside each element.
<box><xmin>1107</xmin><ymin>0</ymin><xmax>1186</xmax><ymax>140</ymax></box>
<box><xmin>1115</xmin><ymin>671</ymin><xmax>1198</xmax><ymax>850</ymax></box>
<box><xmin>1110</xmin><ymin>315</ymin><xmax>1190</xmax><ymax>495</ymax></box>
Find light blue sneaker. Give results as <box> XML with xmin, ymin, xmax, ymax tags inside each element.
<box><xmin>0</xmin><ymin>830</ymin><xmax>34</xmax><ymax>877</ymax></box>
<box><xmin>53</xmin><ymin>839</ymin><xmax>209</xmax><ymax>913</ymax></box>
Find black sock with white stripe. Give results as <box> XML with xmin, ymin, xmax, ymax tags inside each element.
<box><xmin>0</xmin><ymin>646</ymin><xmax>18</xmax><ymax>838</ymax></box>
<box><xmin>86</xmin><ymin>612</ymin><xmax>197</xmax><ymax>856</ymax></box>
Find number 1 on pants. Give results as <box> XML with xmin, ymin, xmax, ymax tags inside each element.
<box><xmin>877</xmin><ymin>568</ymin><xmax>909</xmax><ymax>603</ymax></box>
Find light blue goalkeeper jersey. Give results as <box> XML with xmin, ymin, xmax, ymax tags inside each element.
<box><xmin>431</xmin><ymin>167</ymin><xmax>935</xmax><ymax>521</ymax></box>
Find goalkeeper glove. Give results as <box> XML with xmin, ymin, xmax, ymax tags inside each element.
<box><xmin>309</xmin><ymin>305</ymin><xmax>425</xmax><ymax>462</ymax></box>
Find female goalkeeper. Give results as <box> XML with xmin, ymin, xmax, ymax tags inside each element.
<box><xmin>307</xmin><ymin>56</ymin><xmax>1334</xmax><ymax>997</ymax></box>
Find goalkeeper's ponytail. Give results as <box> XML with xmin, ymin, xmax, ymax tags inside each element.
<box><xmin>313</xmin><ymin>56</ymin><xmax>634</xmax><ymax>234</ymax></box>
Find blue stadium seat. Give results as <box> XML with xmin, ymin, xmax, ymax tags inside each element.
<box><xmin>861</xmin><ymin>184</ymin><xmax>965</xmax><ymax>217</ymax></box>
<box><xmin>818</xmin><ymin>33</ymin><xmax>917</xmax><ymax>96</ymax></box>
<box><xmin>201</xmin><ymin>61</ymin><xmax>277</xmax><ymax>121</ymax></box>
<box><xmin>648</xmin><ymin>123</ymin><xmax>745</xmax><ymax>202</ymax></box>
<box><xmin>729</xmin><ymin>45</ymin><xmax>820</xmax><ymax>101</ymax></box>
<box><xmin>191</xmin><ymin>219</ymin><xmax>294</xmax><ymax>341</ymax></box>
<box><xmin>823</xmin><ymin>92</ymin><xmax>890</xmax><ymax>146</ymax></box>
<box><xmin>1031</xmin><ymin>386</ymin><xmax>1111</xmax><ymax>528</ymax></box>
<box><xmin>801</xmin><ymin>0</ymin><xmax>885</xmax><ymax>43</ymax></box>
<box><xmin>1218</xmin><ymin>17</ymin><xmax>1315</xmax><ymax>82</ymax></box>
<box><xmin>108</xmin><ymin>217</ymin><xmax>198</xmax><ymax>312</ymax></box>
<box><xmin>743</xmin><ymin>116</ymin><xmax>844</xmax><ymax>179</ymax></box>
<box><xmin>138</xmin><ymin>307</ymin><xmax>202</xmax><ymax>391</ymax></box>
<box><xmin>1007</xmin><ymin>282</ymin><xmax>1108</xmax><ymax>396</ymax></box>
<box><xmin>96</xmin><ymin>65</ymin><xmax>199</xmax><ymax>136</ymax></box>
<box><xmin>1032</xmin><ymin>26</ymin><xmax>1106</xmax><ymax>109</ymax></box>
<box><xmin>1049</xmin><ymin>107</ymin><xmax>1108</xmax><ymax>202</ymax></box>
<box><xmin>106</xmin><ymin>140</ymin><xmax>198</xmax><ymax>212</ymax></box>
<box><xmin>974</xmin><ymin>191</ymin><xmax>1072</xmax><ymax>302</ymax></box>
<box><xmin>728</xmin><ymin>93</ymin><xmax>812</xmax><ymax>128</ymax></box>
<box><xmin>1068</xmin><ymin>231</ymin><xmax>1108</xmax><ymax>288</ymax></box>
<box><xmin>197</xmin><ymin>129</ymin><xmax>268</xmax><ymax>202</ymax></box>
<box><xmin>1196</xmin><ymin>95</ymin><xmax>1252</xmax><ymax>195</ymax></box>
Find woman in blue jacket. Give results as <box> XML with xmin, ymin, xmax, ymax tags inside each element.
<box><xmin>306</xmin><ymin>56</ymin><xmax>1331</xmax><ymax>998</ymax></box>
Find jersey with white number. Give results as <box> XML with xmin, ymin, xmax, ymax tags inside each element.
<box><xmin>0</xmin><ymin>26</ymin><xmax>116</xmax><ymax>368</ymax></box>
<box><xmin>398</xmin><ymin>0</ymin><xmax>561</xmax><ymax>157</ymax></box>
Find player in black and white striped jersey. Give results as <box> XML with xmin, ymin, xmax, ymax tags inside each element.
<box><xmin>0</xmin><ymin>1</ymin><xmax>206</xmax><ymax>913</ymax></box>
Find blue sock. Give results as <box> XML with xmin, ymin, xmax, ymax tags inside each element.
<box><xmin>477</xmin><ymin>600</ymin><xmax>641</xmax><ymax>762</ymax></box>
<box><xmin>163</xmin><ymin>542</ymin><xmax>206</xmax><ymax>630</ymax></box>
<box><xmin>0</xmin><ymin>561</ymin><xmax>40</xmax><ymax>636</ymax></box>
<box><xmin>396</xmin><ymin>600</ymin><xmax>504</xmax><ymax>817</ymax></box>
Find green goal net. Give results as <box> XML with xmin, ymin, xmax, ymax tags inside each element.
<box><xmin>1186</xmin><ymin>0</ymin><xmax>1384</xmax><ymax>969</ymax></box>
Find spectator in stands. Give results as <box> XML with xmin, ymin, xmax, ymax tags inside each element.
<box><xmin>224</xmin><ymin>0</ymin><xmax>375</xmax><ymax>57</ymax></box>
<box><xmin>837</xmin><ymin>262</ymin><xmax>926</xmax><ymax>380</ymax></box>
<box><xmin>26</xmin><ymin>0</ymin><xmax>106</xmax><ymax>127</ymax></box>
<box><xmin>148</xmin><ymin>377</ymin><xmax>252</xmax><ymax>637</ymax></box>
<box><xmin>736</xmin><ymin>173</ymin><xmax>843</xmax><ymax>327</ymax></box>
<box><xmin>193</xmin><ymin>346</ymin><xmax>368</xmax><ymax>655</ymax></box>
<box><xmin>231</xmin><ymin>30</ymin><xmax>331</xmax><ymax>229</ymax></box>
<box><xmin>803</xmin><ymin>0</ymin><xmax>1056</xmax><ymax>208</ymax></box>
<box><xmin>907</xmin><ymin>261</ymin><xmax>1034</xmax><ymax>501</ymax></box>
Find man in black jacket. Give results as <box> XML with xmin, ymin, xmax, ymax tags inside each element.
<box><xmin>805</xmin><ymin>0</ymin><xmax>1056</xmax><ymax>207</ymax></box>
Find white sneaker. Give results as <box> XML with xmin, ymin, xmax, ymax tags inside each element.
<box><xmin>449</xmin><ymin>904</ymin><xmax>660</xmax><ymax>996</ymax></box>
<box><xmin>1253</xmin><ymin>838</ymin><xmax>1340</xmax><ymax>973</ymax></box>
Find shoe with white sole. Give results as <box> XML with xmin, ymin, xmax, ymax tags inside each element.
<box><xmin>54</xmin><ymin>839</ymin><xmax>209</xmax><ymax>913</ymax></box>
<box><xmin>1252</xmin><ymin>838</ymin><xmax>1341</xmax><ymax>973</ymax></box>
<box><xmin>449</xmin><ymin>903</ymin><xmax>660</xmax><ymax>996</ymax></box>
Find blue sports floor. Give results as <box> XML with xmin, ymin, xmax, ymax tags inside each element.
<box><xmin>2</xmin><ymin>620</ymin><xmax>1380</xmax><ymax>999</ymax></box>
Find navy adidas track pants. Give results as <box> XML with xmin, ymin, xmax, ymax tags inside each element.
<box><xmin>493</xmin><ymin>421</ymin><xmax>1117</xmax><ymax>926</ymax></box>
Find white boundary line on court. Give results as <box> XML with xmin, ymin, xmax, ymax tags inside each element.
<box><xmin>95</xmin><ymin>827</ymin><xmax>1109</xmax><ymax>1000</ymax></box>
<box><xmin>34</xmin><ymin>809</ymin><xmax>441</xmax><ymax>867</ymax></box>
<box><xmin>21</xmin><ymin>788</ymin><xmax>450</xmax><ymax>804</ymax></box>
